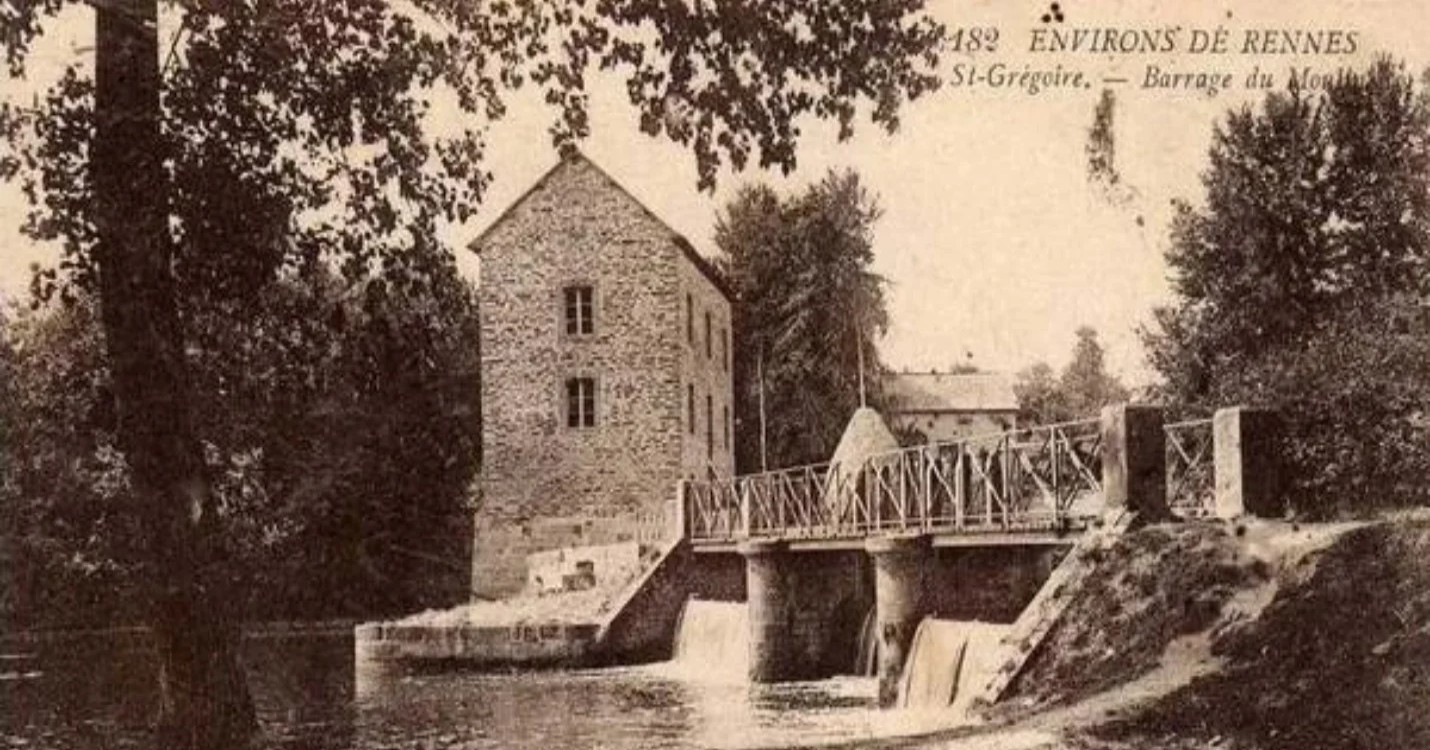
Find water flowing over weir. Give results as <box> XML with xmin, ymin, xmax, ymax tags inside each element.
<box><xmin>899</xmin><ymin>619</ymin><xmax>1011</xmax><ymax>713</ymax></box>
<box><xmin>854</xmin><ymin>607</ymin><xmax>877</xmax><ymax>677</ymax></box>
<box><xmin>671</xmin><ymin>599</ymin><xmax>749</xmax><ymax>681</ymax></box>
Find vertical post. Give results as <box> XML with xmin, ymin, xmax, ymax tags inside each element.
<box><xmin>1000</xmin><ymin>437</ymin><xmax>1013</xmax><ymax>527</ymax></box>
<box><xmin>866</xmin><ymin>534</ymin><xmax>930</xmax><ymax>708</ymax></box>
<box><xmin>954</xmin><ymin>449</ymin><xmax>966</xmax><ymax>529</ymax></box>
<box><xmin>898</xmin><ymin>455</ymin><xmax>908</xmax><ymax>530</ymax></box>
<box><xmin>1050</xmin><ymin>428</ymin><xmax>1062</xmax><ymax>521</ymax></box>
<box><xmin>921</xmin><ymin>450</ymin><xmax>933</xmax><ymax>531</ymax></box>
<box><xmin>740</xmin><ymin>539</ymin><xmax>796</xmax><ymax>682</ymax></box>
<box><xmin>777</xmin><ymin>476</ymin><xmax>787</xmax><ymax>533</ymax></box>
<box><xmin>984</xmin><ymin>448</ymin><xmax>994</xmax><ymax>527</ymax></box>
<box><xmin>1213</xmin><ymin>407</ymin><xmax>1283</xmax><ymax>519</ymax></box>
<box><xmin>672</xmin><ymin>480</ymin><xmax>688</xmax><ymax>540</ymax></box>
<box><xmin>1100</xmin><ymin>404</ymin><xmax>1169</xmax><ymax>520</ymax></box>
<box><xmin>758</xmin><ymin>350</ymin><xmax>768</xmax><ymax>473</ymax></box>
<box><xmin>740</xmin><ymin>482</ymin><xmax>752</xmax><ymax>538</ymax></box>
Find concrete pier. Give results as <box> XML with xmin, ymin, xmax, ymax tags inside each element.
<box><xmin>1214</xmin><ymin>407</ymin><xmax>1283</xmax><ymax>518</ymax></box>
<box><xmin>866</xmin><ymin>534</ymin><xmax>931</xmax><ymax>707</ymax></box>
<box><xmin>739</xmin><ymin>539</ymin><xmax>796</xmax><ymax>682</ymax></box>
<box><xmin>1101</xmin><ymin>404</ymin><xmax>1169</xmax><ymax>521</ymax></box>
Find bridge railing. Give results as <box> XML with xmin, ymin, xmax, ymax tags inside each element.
<box><xmin>684</xmin><ymin>418</ymin><xmax>1104</xmax><ymax>543</ymax></box>
<box><xmin>1165</xmin><ymin>417</ymin><xmax>1215</xmax><ymax>518</ymax></box>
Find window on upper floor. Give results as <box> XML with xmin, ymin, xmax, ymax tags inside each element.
<box><xmin>686</xmin><ymin>293</ymin><xmax>694</xmax><ymax>345</ymax></box>
<box><xmin>705</xmin><ymin>311</ymin><xmax>712</xmax><ymax>358</ymax></box>
<box><xmin>720</xmin><ymin>326</ymin><xmax>728</xmax><ymax>371</ymax></box>
<box><xmin>566</xmin><ymin>377</ymin><xmax>596</xmax><ymax>428</ymax></box>
<box><xmin>706</xmin><ymin>394</ymin><xmax>713</xmax><ymax>459</ymax></box>
<box><xmin>564</xmin><ymin>286</ymin><xmax>594</xmax><ymax>336</ymax></box>
<box><xmin>687</xmin><ymin>384</ymin><xmax>696</xmax><ymax>435</ymax></box>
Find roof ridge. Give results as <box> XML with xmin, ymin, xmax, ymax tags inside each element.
<box><xmin>466</xmin><ymin>149</ymin><xmax>732</xmax><ymax>300</ymax></box>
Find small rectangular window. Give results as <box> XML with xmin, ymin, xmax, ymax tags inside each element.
<box><xmin>706</xmin><ymin>394</ymin><xmax>713</xmax><ymax>459</ymax></box>
<box><xmin>564</xmin><ymin>286</ymin><xmax>594</xmax><ymax>336</ymax></box>
<box><xmin>687</xmin><ymin>385</ymin><xmax>696</xmax><ymax>434</ymax></box>
<box><xmin>705</xmin><ymin>311</ymin><xmax>712</xmax><ymax>358</ymax></box>
<box><xmin>566</xmin><ymin>377</ymin><xmax>595</xmax><ymax>428</ymax></box>
<box><xmin>686</xmin><ymin>293</ymin><xmax>694</xmax><ymax>344</ymax></box>
<box><xmin>723</xmin><ymin>404</ymin><xmax>730</xmax><ymax>449</ymax></box>
<box><xmin>720</xmin><ymin>327</ymin><xmax>728</xmax><ymax>371</ymax></box>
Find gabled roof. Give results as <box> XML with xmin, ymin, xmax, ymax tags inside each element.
<box><xmin>883</xmin><ymin>372</ymin><xmax>1018</xmax><ymax>414</ymax></box>
<box><xmin>829</xmin><ymin>406</ymin><xmax>901</xmax><ymax>467</ymax></box>
<box><xmin>466</xmin><ymin>151</ymin><xmax>732</xmax><ymax>301</ymax></box>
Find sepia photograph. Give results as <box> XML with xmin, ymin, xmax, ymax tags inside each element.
<box><xmin>1</xmin><ymin>1</ymin><xmax>1427</xmax><ymax>748</ymax></box>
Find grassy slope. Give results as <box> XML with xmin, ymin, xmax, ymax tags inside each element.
<box><xmin>1088</xmin><ymin>517</ymin><xmax>1430</xmax><ymax>750</ymax></box>
<box><xmin>1002</xmin><ymin>523</ymin><xmax>1273</xmax><ymax>711</ymax></box>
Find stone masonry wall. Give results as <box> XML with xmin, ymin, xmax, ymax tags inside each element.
<box><xmin>472</xmin><ymin>155</ymin><xmax>731</xmax><ymax>598</ymax></box>
<box><xmin>783</xmin><ymin>550</ymin><xmax>873</xmax><ymax>677</ymax></box>
<box><xmin>677</xmin><ymin>248</ymin><xmax>736</xmax><ymax>480</ymax></box>
<box><xmin>925</xmin><ymin>546</ymin><xmax>1067</xmax><ymax>623</ymax></box>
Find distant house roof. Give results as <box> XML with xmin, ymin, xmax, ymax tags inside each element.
<box><xmin>883</xmin><ymin>372</ymin><xmax>1018</xmax><ymax>414</ymax></box>
<box><xmin>466</xmin><ymin>151</ymin><xmax>733</xmax><ymax>301</ymax></box>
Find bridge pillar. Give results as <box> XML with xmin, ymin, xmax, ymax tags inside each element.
<box><xmin>866</xmin><ymin>534</ymin><xmax>930</xmax><ymax>707</ymax></box>
<box><xmin>1213</xmin><ymin>407</ymin><xmax>1283</xmax><ymax>519</ymax></box>
<box><xmin>1100</xmin><ymin>403</ymin><xmax>1169</xmax><ymax>521</ymax></box>
<box><xmin>739</xmin><ymin>539</ymin><xmax>797</xmax><ymax>682</ymax></box>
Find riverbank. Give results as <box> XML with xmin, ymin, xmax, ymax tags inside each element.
<box><xmin>875</xmin><ymin>511</ymin><xmax>1428</xmax><ymax>750</ymax></box>
<box><xmin>0</xmin><ymin>619</ymin><xmax>359</xmax><ymax>650</ymax></box>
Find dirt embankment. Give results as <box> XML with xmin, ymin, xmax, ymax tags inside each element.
<box><xmin>1086</xmin><ymin>515</ymin><xmax>1430</xmax><ymax>750</ymax></box>
<box><xmin>1001</xmin><ymin>522</ymin><xmax>1275</xmax><ymax>711</ymax></box>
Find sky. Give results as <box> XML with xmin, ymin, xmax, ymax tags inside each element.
<box><xmin>2</xmin><ymin>0</ymin><xmax>1427</xmax><ymax>385</ymax></box>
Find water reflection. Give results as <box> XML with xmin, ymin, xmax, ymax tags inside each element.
<box><xmin>1</xmin><ymin>631</ymin><xmax>1014</xmax><ymax>750</ymax></box>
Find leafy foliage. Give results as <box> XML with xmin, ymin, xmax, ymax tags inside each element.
<box><xmin>1197</xmin><ymin>295</ymin><xmax>1430</xmax><ymax>516</ymax></box>
<box><xmin>0</xmin><ymin>274</ymin><xmax>481</xmax><ymax>629</ymax></box>
<box><xmin>1014</xmin><ymin>326</ymin><xmax>1129</xmax><ymax>424</ymax></box>
<box><xmin>2</xmin><ymin>0</ymin><xmax>945</xmax><ymax>310</ymax></box>
<box><xmin>715</xmin><ymin>169</ymin><xmax>889</xmax><ymax>470</ymax></box>
<box><xmin>0</xmin><ymin>302</ymin><xmax>147</xmax><ymax>629</ymax></box>
<box><xmin>1144</xmin><ymin>58</ymin><xmax>1430</xmax><ymax>515</ymax></box>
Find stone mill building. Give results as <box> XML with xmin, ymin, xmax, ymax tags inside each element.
<box><xmin>469</xmin><ymin>153</ymin><xmax>736</xmax><ymax>598</ymax></box>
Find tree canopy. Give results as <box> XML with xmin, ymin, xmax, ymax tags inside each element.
<box><xmin>1144</xmin><ymin>58</ymin><xmax>1430</xmax><ymax>515</ymax></box>
<box><xmin>1145</xmin><ymin>58</ymin><xmax>1430</xmax><ymax>399</ymax></box>
<box><xmin>4</xmin><ymin>0</ymin><xmax>945</xmax><ymax>310</ymax></box>
<box><xmin>715</xmin><ymin>169</ymin><xmax>889</xmax><ymax>471</ymax></box>
<box><xmin>1014</xmin><ymin>326</ymin><xmax>1129</xmax><ymax>425</ymax></box>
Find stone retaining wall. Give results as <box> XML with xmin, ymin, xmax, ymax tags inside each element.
<box><xmin>354</xmin><ymin>621</ymin><xmax>601</xmax><ymax>669</ymax></box>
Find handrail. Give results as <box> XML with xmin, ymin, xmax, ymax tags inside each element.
<box><xmin>683</xmin><ymin>417</ymin><xmax>1105</xmax><ymax>543</ymax></box>
<box><xmin>1165</xmin><ymin>418</ymin><xmax>1215</xmax><ymax>518</ymax></box>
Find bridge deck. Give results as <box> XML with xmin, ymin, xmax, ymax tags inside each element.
<box><xmin>689</xmin><ymin>515</ymin><xmax>1094</xmax><ymax>553</ymax></box>
<box><xmin>690</xmin><ymin>527</ymin><xmax>1086</xmax><ymax>553</ymax></box>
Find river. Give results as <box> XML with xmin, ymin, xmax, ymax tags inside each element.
<box><xmin>0</xmin><ymin>629</ymin><xmax>1047</xmax><ymax>750</ymax></box>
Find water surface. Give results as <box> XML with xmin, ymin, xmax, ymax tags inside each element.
<box><xmin>1</xmin><ymin>630</ymin><xmax>999</xmax><ymax>750</ymax></box>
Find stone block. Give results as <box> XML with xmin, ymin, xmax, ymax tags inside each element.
<box><xmin>1213</xmin><ymin>407</ymin><xmax>1283</xmax><ymax>518</ymax></box>
<box><xmin>1100</xmin><ymin>404</ymin><xmax>1168</xmax><ymax>520</ymax></box>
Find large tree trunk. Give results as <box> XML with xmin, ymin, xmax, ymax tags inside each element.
<box><xmin>92</xmin><ymin>2</ymin><xmax>256</xmax><ymax>747</ymax></box>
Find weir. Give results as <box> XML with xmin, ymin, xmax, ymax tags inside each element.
<box><xmin>853</xmin><ymin>608</ymin><xmax>877</xmax><ymax>677</ymax></box>
<box><xmin>671</xmin><ymin>598</ymin><xmax>749</xmax><ymax>681</ymax></box>
<box><xmin>899</xmin><ymin>618</ymin><xmax>1010</xmax><ymax>713</ymax></box>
